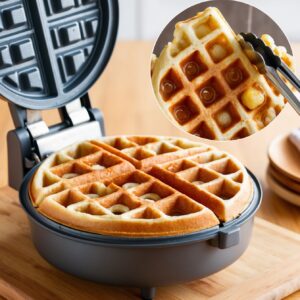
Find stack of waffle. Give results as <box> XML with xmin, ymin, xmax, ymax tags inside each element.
<box><xmin>151</xmin><ymin>7</ymin><xmax>295</xmax><ymax>140</ymax></box>
<box><xmin>30</xmin><ymin>136</ymin><xmax>253</xmax><ymax>237</ymax></box>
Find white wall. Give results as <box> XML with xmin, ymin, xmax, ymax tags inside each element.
<box><xmin>118</xmin><ymin>0</ymin><xmax>300</xmax><ymax>41</ymax></box>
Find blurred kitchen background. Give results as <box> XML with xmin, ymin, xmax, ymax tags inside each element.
<box><xmin>118</xmin><ymin>0</ymin><xmax>299</xmax><ymax>42</ymax></box>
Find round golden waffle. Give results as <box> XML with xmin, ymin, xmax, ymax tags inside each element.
<box><xmin>151</xmin><ymin>7</ymin><xmax>295</xmax><ymax>140</ymax></box>
<box><xmin>30</xmin><ymin>136</ymin><xmax>253</xmax><ymax>237</ymax></box>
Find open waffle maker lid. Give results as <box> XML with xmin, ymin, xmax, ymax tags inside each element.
<box><xmin>0</xmin><ymin>0</ymin><xmax>118</xmax><ymax>109</ymax></box>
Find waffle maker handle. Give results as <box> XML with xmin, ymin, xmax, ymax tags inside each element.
<box><xmin>7</xmin><ymin>95</ymin><xmax>105</xmax><ymax>190</ymax></box>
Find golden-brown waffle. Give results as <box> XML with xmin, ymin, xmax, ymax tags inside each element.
<box><xmin>151</xmin><ymin>7</ymin><xmax>295</xmax><ymax>140</ymax></box>
<box><xmin>38</xmin><ymin>170</ymin><xmax>219</xmax><ymax>236</ymax></box>
<box><xmin>150</xmin><ymin>150</ymin><xmax>250</xmax><ymax>221</ymax></box>
<box><xmin>91</xmin><ymin>136</ymin><xmax>208</xmax><ymax>171</ymax></box>
<box><xmin>31</xmin><ymin>136</ymin><xmax>253</xmax><ymax>237</ymax></box>
<box><xmin>30</xmin><ymin>141</ymin><xmax>135</xmax><ymax>206</ymax></box>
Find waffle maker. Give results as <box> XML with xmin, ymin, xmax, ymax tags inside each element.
<box><xmin>1</xmin><ymin>1</ymin><xmax>262</xmax><ymax>299</ymax></box>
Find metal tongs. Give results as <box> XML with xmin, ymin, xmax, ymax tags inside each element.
<box><xmin>238</xmin><ymin>32</ymin><xmax>300</xmax><ymax>115</ymax></box>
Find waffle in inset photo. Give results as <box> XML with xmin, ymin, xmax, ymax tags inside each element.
<box><xmin>151</xmin><ymin>7</ymin><xmax>295</xmax><ymax>140</ymax></box>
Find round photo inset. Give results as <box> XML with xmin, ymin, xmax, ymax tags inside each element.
<box><xmin>151</xmin><ymin>0</ymin><xmax>296</xmax><ymax>141</ymax></box>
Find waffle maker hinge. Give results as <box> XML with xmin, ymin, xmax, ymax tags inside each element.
<box><xmin>7</xmin><ymin>94</ymin><xmax>105</xmax><ymax>190</ymax></box>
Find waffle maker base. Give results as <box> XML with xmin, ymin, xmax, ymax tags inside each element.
<box><xmin>20</xmin><ymin>164</ymin><xmax>261</xmax><ymax>300</ymax></box>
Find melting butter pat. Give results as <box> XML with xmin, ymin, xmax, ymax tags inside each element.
<box><xmin>86</xmin><ymin>193</ymin><xmax>99</xmax><ymax>199</ymax></box>
<box><xmin>195</xmin><ymin>24</ymin><xmax>211</xmax><ymax>38</ymax></box>
<box><xmin>140</xmin><ymin>193</ymin><xmax>161</xmax><ymax>201</ymax></box>
<box><xmin>62</xmin><ymin>173</ymin><xmax>78</xmax><ymax>179</ymax></box>
<box><xmin>216</xmin><ymin>111</ymin><xmax>232</xmax><ymax>127</ymax></box>
<box><xmin>110</xmin><ymin>204</ymin><xmax>130</xmax><ymax>214</ymax></box>
<box><xmin>210</xmin><ymin>44</ymin><xmax>227</xmax><ymax>61</ymax></box>
<box><xmin>122</xmin><ymin>182</ymin><xmax>140</xmax><ymax>190</ymax></box>
<box><xmin>241</xmin><ymin>87</ymin><xmax>265</xmax><ymax>110</ymax></box>
<box><xmin>261</xmin><ymin>34</ymin><xmax>275</xmax><ymax>49</ymax></box>
<box><xmin>91</xmin><ymin>164</ymin><xmax>105</xmax><ymax>171</ymax></box>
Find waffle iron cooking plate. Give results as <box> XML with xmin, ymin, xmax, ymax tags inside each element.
<box><xmin>0</xmin><ymin>0</ymin><xmax>118</xmax><ymax>109</ymax></box>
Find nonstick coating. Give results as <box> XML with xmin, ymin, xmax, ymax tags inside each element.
<box><xmin>0</xmin><ymin>0</ymin><xmax>119</xmax><ymax>109</ymax></box>
<box><xmin>20</xmin><ymin>166</ymin><xmax>261</xmax><ymax>288</ymax></box>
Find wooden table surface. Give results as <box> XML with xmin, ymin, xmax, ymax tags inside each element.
<box><xmin>1</xmin><ymin>41</ymin><xmax>300</xmax><ymax>298</ymax></box>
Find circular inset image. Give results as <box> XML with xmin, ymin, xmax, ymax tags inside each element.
<box><xmin>151</xmin><ymin>0</ymin><xmax>296</xmax><ymax>141</ymax></box>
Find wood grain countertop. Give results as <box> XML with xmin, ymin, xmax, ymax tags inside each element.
<box><xmin>0</xmin><ymin>41</ymin><xmax>300</xmax><ymax>299</ymax></box>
